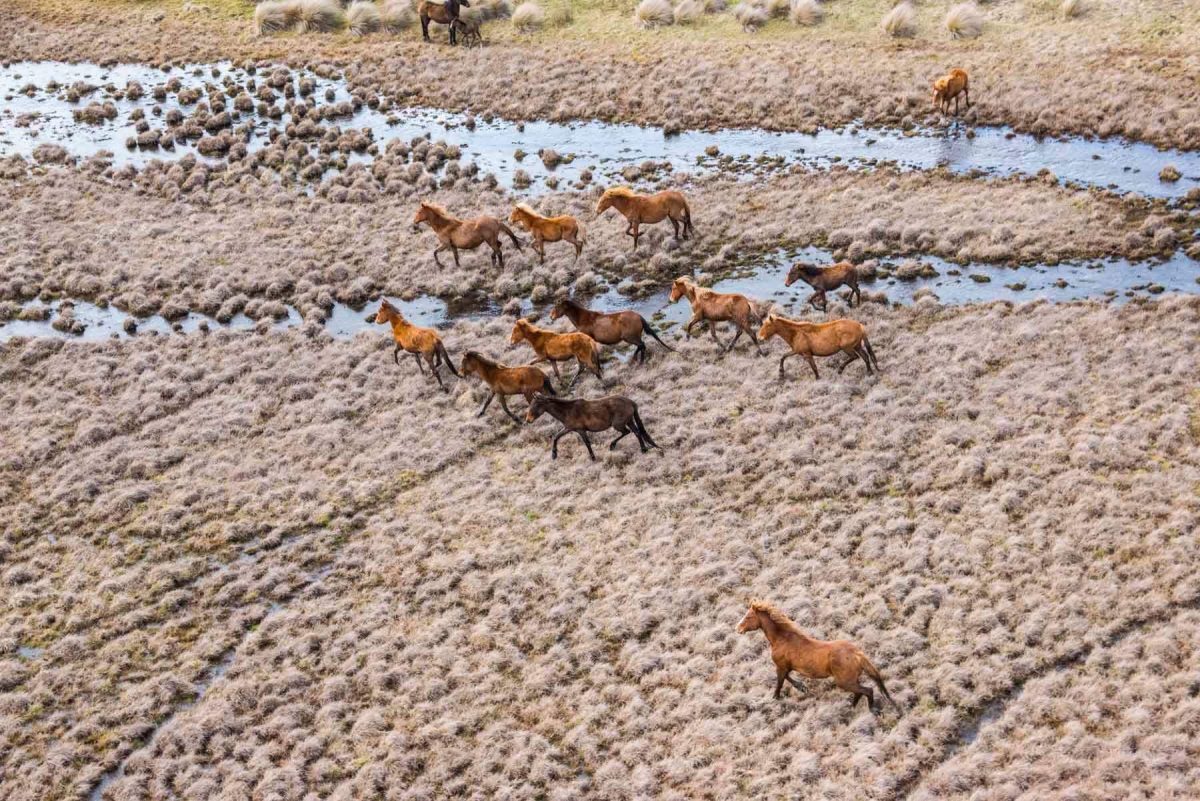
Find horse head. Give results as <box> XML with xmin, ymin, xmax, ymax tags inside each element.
<box><xmin>373</xmin><ymin>299</ymin><xmax>398</xmax><ymax>325</ymax></box>
<box><xmin>736</xmin><ymin>602</ymin><xmax>762</xmax><ymax>633</ymax></box>
<box><xmin>784</xmin><ymin>262</ymin><xmax>816</xmax><ymax>287</ymax></box>
<box><xmin>757</xmin><ymin>314</ymin><xmax>780</xmax><ymax>342</ymax></box>
<box><xmin>525</xmin><ymin>392</ymin><xmax>550</xmax><ymax>423</ymax></box>
<box><xmin>510</xmin><ymin>318</ymin><xmax>532</xmax><ymax>344</ymax></box>
<box><xmin>668</xmin><ymin>277</ymin><xmax>692</xmax><ymax>303</ymax></box>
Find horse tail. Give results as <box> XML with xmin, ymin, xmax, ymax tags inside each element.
<box><xmin>499</xmin><ymin>222</ymin><xmax>523</xmax><ymax>250</ymax></box>
<box><xmin>640</xmin><ymin>317</ymin><xmax>675</xmax><ymax>352</ymax></box>
<box><xmin>632</xmin><ymin>407</ymin><xmax>661</xmax><ymax>451</ymax></box>
<box><xmin>541</xmin><ymin>374</ymin><xmax>556</xmax><ymax>396</ymax></box>
<box><xmin>861</xmin><ymin>655</ymin><xmax>900</xmax><ymax>713</ymax></box>
<box><xmin>862</xmin><ymin>336</ymin><xmax>879</xmax><ymax>372</ymax></box>
<box><xmin>591</xmin><ymin>341</ymin><xmax>603</xmax><ymax>377</ymax></box>
<box><xmin>437</xmin><ymin>342</ymin><xmax>461</xmax><ymax>377</ymax></box>
<box><xmin>681</xmin><ymin>197</ymin><xmax>694</xmax><ymax>236</ymax></box>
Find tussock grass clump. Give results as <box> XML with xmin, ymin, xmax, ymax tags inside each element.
<box><xmin>788</xmin><ymin>0</ymin><xmax>822</xmax><ymax>26</ymax></box>
<box><xmin>472</xmin><ymin>0</ymin><xmax>512</xmax><ymax>19</ymax></box>
<box><xmin>346</xmin><ymin>1</ymin><xmax>382</xmax><ymax>35</ymax></box>
<box><xmin>381</xmin><ymin>0</ymin><xmax>415</xmax><ymax>30</ymax></box>
<box><xmin>253</xmin><ymin>0</ymin><xmax>302</xmax><ymax>34</ymax></box>
<box><xmin>673</xmin><ymin>0</ymin><xmax>704</xmax><ymax>24</ymax></box>
<box><xmin>513</xmin><ymin>1</ymin><xmax>545</xmax><ymax>30</ymax></box>
<box><xmin>296</xmin><ymin>0</ymin><xmax>346</xmax><ymax>32</ymax></box>
<box><xmin>881</xmin><ymin>1</ymin><xmax>915</xmax><ymax>37</ymax></box>
<box><xmin>945</xmin><ymin>2</ymin><xmax>983</xmax><ymax>38</ymax></box>
<box><xmin>544</xmin><ymin>1</ymin><xmax>573</xmax><ymax>27</ymax></box>
<box><xmin>734</xmin><ymin>1</ymin><xmax>768</xmax><ymax>31</ymax></box>
<box><xmin>635</xmin><ymin>0</ymin><xmax>675</xmax><ymax>27</ymax></box>
<box><xmin>1061</xmin><ymin>0</ymin><xmax>1083</xmax><ymax>18</ymax></box>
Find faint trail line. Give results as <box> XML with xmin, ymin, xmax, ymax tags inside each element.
<box><xmin>895</xmin><ymin>592</ymin><xmax>1200</xmax><ymax>800</ymax></box>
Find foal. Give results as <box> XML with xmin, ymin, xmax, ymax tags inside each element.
<box><xmin>525</xmin><ymin>393</ymin><xmax>660</xmax><ymax>461</ymax></box>
<box><xmin>550</xmin><ymin>299</ymin><xmax>674</xmax><ymax>364</ymax></box>
<box><xmin>460</xmin><ymin>351</ymin><xmax>554</xmax><ymax>424</ymax></box>
<box><xmin>757</xmin><ymin>314</ymin><xmax>878</xmax><ymax>380</ymax></box>
<box><xmin>510</xmin><ymin>318</ymin><xmax>603</xmax><ymax>388</ymax></box>
<box><xmin>412</xmin><ymin>201</ymin><xmax>522</xmax><ymax>269</ymax></box>
<box><xmin>373</xmin><ymin>299</ymin><xmax>461</xmax><ymax>390</ymax></box>
<box><xmin>668</xmin><ymin>276</ymin><xmax>764</xmax><ymax>355</ymax></box>
<box><xmin>932</xmin><ymin>68</ymin><xmax>970</xmax><ymax>116</ymax></box>
<box><xmin>595</xmin><ymin>187</ymin><xmax>694</xmax><ymax>251</ymax></box>
<box><xmin>785</xmin><ymin>261</ymin><xmax>861</xmax><ymax>310</ymax></box>
<box><xmin>509</xmin><ymin>204</ymin><xmax>585</xmax><ymax>263</ymax></box>
<box><xmin>737</xmin><ymin>600</ymin><xmax>900</xmax><ymax>714</ymax></box>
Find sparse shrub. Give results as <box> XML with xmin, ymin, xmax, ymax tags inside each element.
<box><xmin>734</xmin><ymin>1</ymin><xmax>768</xmax><ymax>30</ymax></box>
<box><xmin>945</xmin><ymin>2</ymin><xmax>982</xmax><ymax>38</ymax></box>
<box><xmin>881</xmin><ymin>1</ymin><xmax>915</xmax><ymax>37</ymax></box>
<box><xmin>513</xmin><ymin>1</ymin><xmax>545</xmax><ymax>31</ymax></box>
<box><xmin>1061</xmin><ymin>0</ymin><xmax>1083</xmax><ymax>18</ymax></box>
<box><xmin>1159</xmin><ymin>165</ymin><xmax>1181</xmax><ymax>182</ymax></box>
<box><xmin>635</xmin><ymin>0</ymin><xmax>674</xmax><ymax>27</ymax></box>
<box><xmin>296</xmin><ymin>0</ymin><xmax>346</xmax><ymax>32</ymax></box>
<box><xmin>381</xmin><ymin>0</ymin><xmax>415</xmax><ymax>29</ymax></box>
<box><xmin>673</xmin><ymin>0</ymin><xmax>703</xmax><ymax>23</ymax></box>
<box><xmin>788</xmin><ymin>0</ymin><xmax>822</xmax><ymax>26</ymax></box>
<box><xmin>346</xmin><ymin>1</ymin><xmax>382</xmax><ymax>34</ymax></box>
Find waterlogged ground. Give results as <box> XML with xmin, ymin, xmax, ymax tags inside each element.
<box><xmin>1</xmin><ymin>299</ymin><xmax>1198</xmax><ymax>800</ymax></box>
<box><xmin>4</xmin><ymin>61</ymin><xmax>1200</xmax><ymax>197</ymax></box>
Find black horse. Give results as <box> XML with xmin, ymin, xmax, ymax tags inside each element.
<box><xmin>418</xmin><ymin>0</ymin><xmax>470</xmax><ymax>45</ymax></box>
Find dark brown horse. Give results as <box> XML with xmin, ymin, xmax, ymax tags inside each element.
<box><xmin>525</xmin><ymin>394</ymin><xmax>660</xmax><ymax>460</ymax></box>
<box><xmin>418</xmin><ymin>0</ymin><xmax>470</xmax><ymax>44</ymax></box>
<box><xmin>550</xmin><ymin>299</ymin><xmax>674</xmax><ymax>364</ymax></box>
<box><xmin>785</xmin><ymin>261</ymin><xmax>861</xmax><ymax>310</ymax></box>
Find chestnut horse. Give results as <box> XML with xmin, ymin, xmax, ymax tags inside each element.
<box><xmin>510</xmin><ymin>318</ymin><xmax>603</xmax><ymax>389</ymax></box>
<box><xmin>509</xmin><ymin>204</ymin><xmax>585</xmax><ymax>263</ymax></box>
<box><xmin>460</xmin><ymin>351</ymin><xmax>554</xmax><ymax>423</ymax></box>
<box><xmin>373</xmin><ymin>299</ymin><xmax>461</xmax><ymax>390</ymax></box>
<box><xmin>525</xmin><ymin>393</ymin><xmax>660</xmax><ymax>460</ymax></box>
<box><xmin>932</xmin><ymin>68</ymin><xmax>970</xmax><ymax>115</ymax></box>
<box><xmin>412</xmin><ymin>201</ymin><xmax>522</xmax><ymax>269</ymax></box>
<box><xmin>418</xmin><ymin>0</ymin><xmax>469</xmax><ymax>44</ymax></box>
<box><xmin>737</xmin><ymin>600</ymin><xmax>900</xmax><ymax>713</ymax></box>
<box><xmin>668</xmin><ymin>276</ymin><xmax>764</xmax><ymax>355</ymax></box>
<box><xmin>785</xmin><ymin>261</ymin><xmax>861</xmax><ymax>310</ymax></box>
<box><xmin>550</xmin><ymin>299</ymin><xmax>674</xmax><ymax>364</ymax></box>
<box><xmin>595</xmin><ymin>187</ymin><xmax>693</xmax><ymax>251</ymax></box>
<box><xmin>757</xmin><ymin>314</ymin><xmax>878</xmax><ymax>379</ymax></box>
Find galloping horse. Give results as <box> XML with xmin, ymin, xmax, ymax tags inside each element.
<box><xmin>510</xmin><ymin>318</ymin><xmax>603</xmax><ymax>389</ymax></box>
<box><xmin>550</xmin><ymin>299</ymin><xmax>674</xmax><ymax>364</ymax></box>
<box><xmin>785</xmin><ymin>261</ymin><xmax>861</xmax><ymax>310</ymax></box>
<box><xmin>418</xmin><ymin>0</ymin><xmax>470</xmax><ymax>44</ymax></box>
<box><xmin>509</xmin><ymin>204</ymin><xmax>585</xmax><ymax>263</ymax></box>
<box><xmin>412</xmin><ymin>201</ymin><xmax>522</xmax><ymax>269</ymax></box>
<box><xmin>737</xmin><ymin>600</ymin><xmax>901</xmax><ymax>713</ymax></box>
<box><xmin>525</xmin><ymin>394</ymin><xmax>660</xmax><ymax>461</ymax></box>
<box><xmin>595</xmin><ymin>187</ymin><xmax>693</xmax><ymax>251</ymax></box>
<box><xmin>668</xmin><ymin>276</ymin><xmax>764</xmax><ymax>355</ymax></box>
<box><xmin>757</xmin><ymin>314</ymin><xmax>878</xmax><ymax>379</ymax></box>
<box><xmin>932</xmin><ymin>68</ymin><xmax>970</xmax><ymax>116</ymax></box>
<box><xmin>373</xmin><ymin>299</ymin><xmax>461</xmax><ymax>390</ymax></box>
<box><xmin>459</xmin><ymin>351</ymin><xmax>554</xmax><ymax>424</ymax></box>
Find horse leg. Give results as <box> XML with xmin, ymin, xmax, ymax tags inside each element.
<box><xmin>852</xmin><ymin>282</ymin><xmax>861</xmax><ymax>307</ymax></box>
<box><xmin>774</xmin><ymin>666</ymin><xmax>788</xmax><ymax>699</ymax></box>
<box><xmin>452</xmin><ymin>245</ymin><xmax>462</xmax><ymax>269</ymax></box>
<box><xmin>862</xmin><ymin>685</ymin><xmax>877</xmax><ymax>714</ymax></box>
<box><xmin>428</xmin><ymin>353</ymin><xmax>447</xmax><ymax>391</ymax></box>
<box><xmin>550</xmin><ymin>427</ymin><xmax>571</xmax><ymax>459</ymax></box>
<box><xmin>856</xmin><ymin>345</ymin><xmax>873</xmax><ymax>375</ymax></box>
<box><xmin>477</xmin><ymin>391</ymin><xmax>495</xmax><ymax>417</ymax></box>
<box><xmin>498</xmin><ymin>395</ymin><xmax>523</xmax><ymax>425</ymax></box>
<box><xmin>685</xmin><ymin>314</ymin><xmax>703</xmax><ymax>339</ymax></box>
<box><xmin>421</xmin><ymin>14</ymin><xmax>430</xmax><ymax>41</ymax></box>
<box><xmin>634</xmin><ymin>339</ymin><xmax>647</xmax><ymax>364</ymax></box>
<box><xmin>412</xmin><ymin>352</ymin><xmax>425</xmax><ymax>373</ymax></box>
<box><xmin>549</xmin><ymin>360</ymin><xmax>561</xmax><ymax>379</ymax></box>
<box><xmin>393</xmin><ymin>344</ymin><xmax>402</xmax><ymax>365</ymax></box>
<box><xmin>748</xmin><ymin>322</ymin><xmax>765</xmax><ymax>356</ymax></box>
<box><xmin>572</xmin><ymin>237</ymin><xmax>582</xmax><ymax>262</ymax></box>
<box><xmin>965</xmin><ymin>85</ymin><xmax>971</xmax><ymax>110</ymax></box>
<box><xmin>778</xmin><ymin>352</ymin><xmax>795</xmax><ymax>379</ymax></box>
<box><xmin>432</xmin><ymin>244</ymin><xmax>446</xmax><ymax>269</ymax></box>
<box><xmin>837</xmin><ymin>348</ymin><xmax>860</xmax><ymax>375</ymax></box>
<box><xmin>493</xmin><ymin>236</ymin><xmax>504</xmax><ymax>269</ymax></box>
<box><xmin>723</xmin><ymin>329</ymin><xmax>742</xmax><ymax>355</ymax></box>
<box><xmin>670</xmin><ymin>216</ymin><xmax>680</xmax><ymax>240</ymax></box>
<box><xmin>536</xmin><ymin>236</ymin><xmax>545</xmax><ymax>265</ymax></box>
<box><xmin>566</xmin><ymin>365</ymin><xmax>583</xmax><ymax>391</ymax></box>
<box><xmin>609</xmin><ymin>427</ymin><xmax>631</xmax><ymax>450</ymax></box>
<box><xmin>805</xmin><ymin>354</ymin><xmax>820</xmax><ymax>380</ymax></box>
<box><xmin>786</xmin><ymin>674</ymin><xmax>807</xmax><ymax>694</ymax></box>
<box><xmin>578</xmin><ymin>431</ymin><xmax>596</xmax><ymax>461</ymax></box>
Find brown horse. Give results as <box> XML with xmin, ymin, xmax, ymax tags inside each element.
<box><xmin>668</xmin><ymin>276</ymin><xmax>764</xmax><ymax>355</ymax></box>
<box><xmin>932</xmin><ymin>68</ymin><xmax>970</xmax><ymax>115</ymax></box>
<box><xmin>526</xmin><ymin>393</ymin><xmax>660</xmax><ymax>460</ymax></box>
<box><xmin>510</xmin><ymin>318</ymin><xmax>603</xmax><ymax>389</ymax></box>
<box><xmin>595</xmin><ymin>187</ymin><xmax>694</xmax><ymax>251</ymax></box>
<box><xmin>460</xmin><ymin>351</ymin><xmax>554</xmax><ymax>423</ymax></box>
<box><xmin>450</xmin><ymin>16</ymin><xmax>483</xmax><ymax>48</ymax></box>
<box><xmin>785</xmin><ymin>261</ymin><xmax>861</xmax><ymax>310</ymax></box>
<box><xmin>412</xmin><ymin>201</ymin><xmax>522</xmax><ymax>269</ymax></box>
<box><xmin>550</xmin><ymin>299</ymin><xmax>674</xmax><ymax>364</ymax></box>
<box><xmin>737</xmin><ymin>600</ymin><xmax>900</xmax><ymax>713</ymax></box>
<box><xmin>757</xmin><ymin>314</ymin><xmax>878</xmax><ymax>379</ymax></box>
<box><xmin>418</xmin><ymin>0</ymin><xmax>469</xmax><ymax>44</ymax></box>
<box><xmin>373</xmin><ymin>299</ymin><xmax>461</xmax><ymax>390</ymax></box>
<box><xmin>509</xmin><ymin>204</ymin><xmax>585</xmax><ymax>263</ymax></box>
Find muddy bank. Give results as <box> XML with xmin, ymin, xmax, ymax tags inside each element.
<box><xmin>5</xmin><ymin>61</ymin><xmax>1200</xmax><ymax>198</ymax></box>
<box><xmin>3</xmin><ymin>298</ymin><xmax>1199</xmax><ymax>799</ymax></box>
<box><xmin>2</xmin><ymin>165</ymin><xmax>1193</xmax><ymax>326</ymax></box>
<box><xmin>3</xmin><ymin>0</ymin><xmax>1200</xmax><ymax>152</ymax></box>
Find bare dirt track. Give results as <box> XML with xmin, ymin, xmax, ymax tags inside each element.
<box><xmin>2</xmin><ymin>297</ymin><xmax>1199</xmax><ymax>799</ymax></box>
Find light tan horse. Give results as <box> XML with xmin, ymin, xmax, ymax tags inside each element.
<box><xmin>932</xmin><ymin>68</ymin><xmax>970</xmax><ymax>115</ymax></box>
<box><xmin>510</xmin><ymin>318</ymin><xmax>603</xmax><ymax>389</ymax></box>
<box><xmin>412</xmin><ymin>201</ymin><xmax>522</xmax><ymax>269</ymax></box>
<box><xmin>373</xmin><ymin>299</ymin><xmax>461</xmax><ymax>390</ymax></box>
<box><xmin>509</xmin><ymin>204</ymin><xmax>585</xmax><ymax>263</ymax></box>
<box><xmin>737</xmin><ymin>600</ymin><xmax>900</xmax><ymax>713</ymax></box>
<box><xmin>668</xmin><ymin>276</ymin><xmax>764</xmax><ymax>355</ymax></box>
<box><xmin>595</xmin><ymin>187</ymin><xmax>693</xmax><ymax>251</ymax></box>
<box><xmin>757</xmin><ymin>314</ymin><xmax>878</xmax><ymax>379</ymax></box>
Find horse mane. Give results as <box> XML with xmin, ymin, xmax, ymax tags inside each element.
<box><xmin>599</xmin><ymin>186</ymin><xmax>638</xmax><ymax>201</ymax></box>
<box><xmin>561</xmin><ymin>298</ymin><xmax>584</xmax><ymax>309</ymax></box>
<box><xmin>419</xmin><ymin>200</ymin><xmax>457</xmax><ymax>220</ymax></box>
<box><xmin>750</xmin><ymin>600</ymin><xmax>804</xmax><ymax>636</ymax></box>
<box><xmin>795</xmin><ymin>263</ymin><xmax>823</xmax><ymax>278</ymax></box>
<box><xmin>514</xmin><ymin>202</ymin><xmax>540</xmax><ymax>218</ymax></box>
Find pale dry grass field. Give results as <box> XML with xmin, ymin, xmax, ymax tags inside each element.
<box><xmin>2</xmin><ymin>0</ymin><xmax>1200</xmax><ymax>148</ymax></box>
<box><xmin>1</xmin><ymin>162</ymin><xmax>1189</xmax><ymax>322</ymax></box>
<box><xmin>2</xmin><ymin>297</ymin><xmax>1199</xmax><ymax>799</ymax></box>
